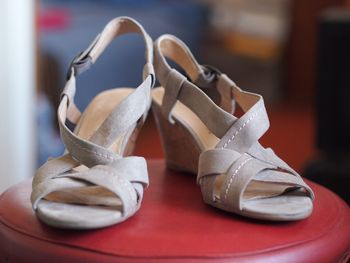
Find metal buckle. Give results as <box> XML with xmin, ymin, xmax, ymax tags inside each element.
<box><xmin>66</xmin><ymin>34</ymin><xmax>100</xmax><ymax>80</ymax></box>
<box><xmin>66</xmin><ymin>51</ymin><xmax>82</xmax><ymax>79</ymax></box>
<box><xmin>194</xmin><ymin>64</ymin><xmax>222</xmax><ymax>89</ymax></box>
<box><xmin>202</xmin><ymin>64</ymin><xmax>222</xmax><ymax>79</ymax></box>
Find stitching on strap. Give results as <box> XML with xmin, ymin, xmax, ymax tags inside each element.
<box><xmin>95</xmin><ymin>168</ymin><xmax>137</xmax><ymax>214</ymax></box>
<box><xmin>222</xmin><ymin>108</ymin><xmax>261</xmax><ymax>149</ymax></box>
<box><xmin>224</xmin><ymin>157</ymin><xmax>253</xmax><ymax>199</ymax></box>
<box><xmin>63</xmin><ymin>131</ymin><xmax>117</xmax><ymax>161</ymax></box>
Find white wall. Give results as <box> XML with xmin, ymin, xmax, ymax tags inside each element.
<box><xmin>0</xmin><ymin>0</ymin><xmax>36</xmax><ymax>193</ymax></box>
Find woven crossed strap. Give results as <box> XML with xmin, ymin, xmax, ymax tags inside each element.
<box><xmin>31</xmin><ymin>154</ymin><xmax>148</xmax><ymax>218</ymax></box>
<box><xmin>31</xmin><ymin>17</ymin><xmax>154</xmax><ymax>228</ymax></box>
<box><xmin>197</xmin><ymin>75</ymin><xmax>314</xmax><ymax>213</ymax></box>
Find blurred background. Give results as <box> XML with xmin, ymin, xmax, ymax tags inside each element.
<box><xmin>0</xmin><ymin>0</ymin><xmax>349</xmax><ymax>203</ymax></box>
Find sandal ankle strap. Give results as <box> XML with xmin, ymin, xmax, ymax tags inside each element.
<box><xmin>154</xmin><ymin>34</ymin><xmax>238</xmax><ymax>113</ymax></box>
<box><xmin>62</xmin><ymin>17</ymin><xmax>155</xmax><ymax>125</ymax></box>
<box><xmin>154</xmin><ymin>34</ymin><xmax>270</xmax><ymax>140</ymax></box>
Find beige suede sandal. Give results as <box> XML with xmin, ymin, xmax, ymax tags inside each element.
<box><xmin>31</xmin><ymin>17</ymin><xmax>155</xmax><ymax>229</ymax></box>
<box><xmin>152</xmin><ymin>35</ymin><xmax>314</xmax><ymax>221</ymax></box>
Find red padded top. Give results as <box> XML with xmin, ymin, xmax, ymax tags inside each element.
<box><xmin>0</xmin><ymin>160</ymin><xmax>349</xmax><ymax>262</ymax></box>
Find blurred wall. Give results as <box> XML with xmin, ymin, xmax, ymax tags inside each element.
<box><xmin>0</xmin><ymin>0</ymin><xmax>36</xmax><ymax>192</ymax></box>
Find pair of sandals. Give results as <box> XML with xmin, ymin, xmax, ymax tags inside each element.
<box><xmin>31</xmin><ymin>17</ymin><xmax>314</xmax><ymax>229</ymax></box>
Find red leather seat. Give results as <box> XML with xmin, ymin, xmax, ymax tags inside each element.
<box><xmin>0</xmin><ymin>160</ymin><xmax>349</xmax><ymax>263</ymax></box>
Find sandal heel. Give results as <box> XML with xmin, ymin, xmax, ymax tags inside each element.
<box><xmin>152</xmin><ymin>101</ymin><xmax>200</xmax><ymax>174</ymax></box>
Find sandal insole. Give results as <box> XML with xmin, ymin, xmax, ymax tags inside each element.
<box><xmin>37</xmin><ymin>200</ymin><xmax>123</xmax><ymax>229</ymax></box>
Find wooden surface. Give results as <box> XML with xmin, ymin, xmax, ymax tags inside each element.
<box><xmin>286</xmin><ymin>0</ymin><xmax>347</xmax><ymax>102</ymax></box>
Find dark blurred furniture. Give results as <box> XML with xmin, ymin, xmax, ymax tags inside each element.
<box><xmin>287</xmin><ymin>0</ymin><xmax>347</xmax><ymax>102</ymax></box>
<box><xmin>304</xmin><ymin>8</ymin><xmax>350</xmax><ymax>204</ymax></box>
<box><xmin>1</xmin><ymin>160</ymin><xmax>350</xmax><ymax>262</ymax></box>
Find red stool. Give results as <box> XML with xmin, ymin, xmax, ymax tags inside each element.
<box><xmin>1</xmin><ymin>160</ymin><xmax>349</xmax><ymax>262</ymax></box>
